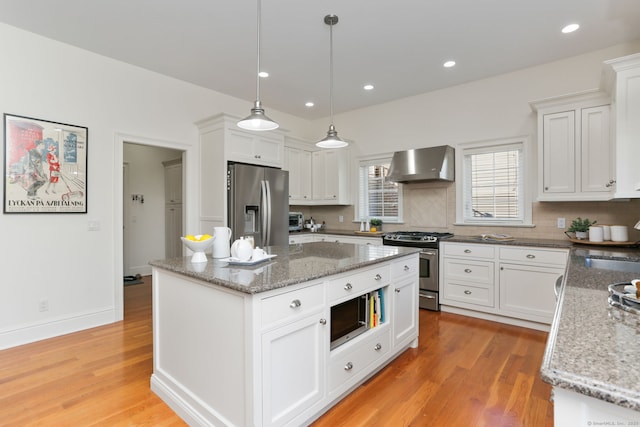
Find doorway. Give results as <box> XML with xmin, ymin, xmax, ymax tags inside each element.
<box><xmin>114</xmin><ymin>133</ymin><xmax>191</xmax><ymax>320</ymax></box>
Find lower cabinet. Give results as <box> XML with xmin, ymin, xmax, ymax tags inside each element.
<box><xmin>440</xmin><ymin>242</ymin><xmax>568</xmax><ymax>329</ymax></box>
<box><xmin>392</xmin><ymin>276</ymin><xmax>418</xmax><ymax>346</ymax></box>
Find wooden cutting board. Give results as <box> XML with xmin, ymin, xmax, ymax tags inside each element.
<box><xmin>354</xmin><ymin>231</ymin><xmax>386</xmax><ymax>236</ymax></box>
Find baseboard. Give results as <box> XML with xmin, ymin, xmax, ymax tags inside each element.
<box><xmin>441</xmin><ymin>305</ymin><xmax>550</xmax><ymax>332</ymax></box>
<box><xmin>0</xmin><ymin>307</ymin><xmax>118</xmax><ymax>350</ymax></box>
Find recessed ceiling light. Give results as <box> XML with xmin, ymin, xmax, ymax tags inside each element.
<box><xmin>443</xmin><ymin>60</ymin><xmax>456</xmax><ymax>68</ymax></box>
<box><xmin>562</xmin><ymin>23</ymin><xmax>579</xmax><ymax>34</ymax></box>
<box><xmin>258</xmin><ymin>71</ymin><xmax>269</xmax><ymax>78</ymax></box>
<box><xmin>363</xmin><ymin>84</ymin><xmax>374</xmax><ymax>91</ymax></box>
<box><xmin>305</xmin><ymin>101</ymin><xmax>315</xmax><ymax>107</ymax></box>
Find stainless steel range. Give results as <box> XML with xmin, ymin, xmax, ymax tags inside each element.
<box><xmin>382</xmin><ymin>231</ymin><xmax>454</xmax><ymax>311</ymax></box>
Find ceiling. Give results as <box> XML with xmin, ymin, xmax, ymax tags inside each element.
<box><xmin>1</xmin><ymin>0</ymin><xmax>640</xmax><ymax>120</ymax></box>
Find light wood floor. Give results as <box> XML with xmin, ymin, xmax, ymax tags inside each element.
<box><xmin>0</xmin><ymin>277</ymin><xmax>553</xmax><ymax>426</ymax></box>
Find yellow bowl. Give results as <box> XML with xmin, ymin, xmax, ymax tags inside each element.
<box><xmin>180</xmin><ymin>235</ymin><xmax>215</xmax><ymax>254</ymax></box>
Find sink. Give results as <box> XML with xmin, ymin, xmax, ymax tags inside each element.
<box><xmin>585</xmin><ymin>258</ymin><xmax>640</xmax><ymax>273</ymax></box>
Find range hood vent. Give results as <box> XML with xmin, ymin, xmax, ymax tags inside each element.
<box><xmin>387</xmin><ymin>145</ymin><xmax>455</xmax><ymax>183</ymax></box>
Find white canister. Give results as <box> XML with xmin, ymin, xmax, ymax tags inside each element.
<box><xmin>610</xmin><ymin>225</ymin><xmax>629</xmax><ymax>242</ymax></box>
<box><xmin>588</xmin><ymin>226</ymin><xmax>604</xmax><ymax>242</ymax></box>
<box><xmin>600</xmin><ymin>225</ymin><xmax>611</xmax><ymax>241</ymax></box>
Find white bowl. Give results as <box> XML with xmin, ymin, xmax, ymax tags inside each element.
<box><xmin>180</xmin><ymin>235</ymin><xmax>215</xmax><ymax>262</ymax></box>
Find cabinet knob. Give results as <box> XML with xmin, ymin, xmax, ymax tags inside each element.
<box><xmin>289</xmin><ymin>299</ymin><xmax>302</xmax><ymax>308</ymax></box>
<box><xmin>344</xmin><ymin>283</ymin><xmax>353</xmax><ymax>291</ymax></box>
<box><xmin>545</xmin><ymin>186</ymin><xmax>549</xmax><ymax>191</ymax></box>
<box><xmin>374</xmin><ymin>343</ymin><xmax>382</xmax><ymax>351</ymax></box>
<box><xmin>319</xmin><ymin>318</ymin><xmax>327</xmax><ymax>325</ymax></box>
<box><xmin>606</xmin><ymin>179</ymin><xmax>616</xmax><ymax>188</ymax></box>
<box><xmin>344</xmin><ymin>362</ymin><xmax>353</xmax><ymax>371</ymax></box>
<box><xmin>395</xmin><ymin>288</ymin><xmax>401</xmax><ymax>293</ymax></box>
<box><xmin>374</xmin><ymin>274</ymin><xmax>382</xmax><ymax>281</ymax></box>
<box><xmin>464</xmin><ymin>290</ymin><xmax>472</xmax><ymax>295</ymax></box>
<box><xmin>254</xmin><ymin>154</ymin><xmax>261</xmax><ymax>159</ymax></box>
<box><xmin>464</xmin><ymin>268</ymin><xmax>472</xmax><ymax>273</ymax></box>
<box><xmin>404</xmin><ymin>265</ymin><xmax>410</xmax><ymax>271</ymax></box>
<box><xmin>526</xmin><ymin>254</ymin><xmax>535</xmax><ymax>259</ymax></box>
<box><xmin>464</xmin><ymin>249</ymin><xmax>471</xmax><ymax>253</ymax></box>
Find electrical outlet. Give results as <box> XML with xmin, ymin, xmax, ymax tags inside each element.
<box><xmin>339</xmin><ymin>215</ymin><xmax>344</xmax><ymax>223</ymax></box>
<box><xmin>38</xmin><ymin>298</ymin><xmax>49</xmax><ymax>312</ymax></box>
<box><xmin>557</xmin><ymin>218</ymin><xmax>566</xmax><ymax>229</ymax></box>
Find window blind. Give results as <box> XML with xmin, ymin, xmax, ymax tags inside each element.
<box><xmin>358</xmin><ymin>159</ymin><xmax>401</xmax><ymax>221</ymax></box>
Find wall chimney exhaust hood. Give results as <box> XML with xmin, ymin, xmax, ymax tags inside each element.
<box><xmin>387</xmin><ymin>145</ymin><xmax>455</xmax><ymax>183</ymax></box>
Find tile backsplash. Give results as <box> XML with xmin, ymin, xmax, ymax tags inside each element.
<box><xmin>292</xmin><ymin>182</ymin><xmax>640</xmax><ymax>242</ymax></box>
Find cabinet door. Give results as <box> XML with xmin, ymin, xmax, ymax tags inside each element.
<box><xmin>226</xmin><ymin>129</ymin><xmax>256</xmax><ymax>163</ymax></box>
<box><xmin>300</xmin><ymin>150</ymin><xmax>312</xmax><ymax>201</ymax></box>
<box><xmin>262</xmin><ymin>314</ymin><xmax>326</xmax><ymax>426</ymax></box>
<box><xmin>254</xmin><ymin>135</ymin><xmax>283</xmax><ymax>167</ymax></box>
<box><xmin>164</xmin><ymin>163</ymin><xmax>182</xmax><ymax>204</ymax></box>
<box><xmin>324</xmin><ymin>150</ymin><xmax>340</xmax><ymax>200</ymax></box>
<box><xmin>164</xmin><ymin>204</ymin><xmax>182</xmax><ymax>258</ymax></box>
<box><xmin>286</xmin><ymin>147</ymin><xmax>312</xmax><ymax>203</ymax></box>
<box><xmin>581</xmin><ymin>105</ymin><xmax>612</xmax><ymax>194</ymax></box>
<box><xmin>311</xmin><ymin>151</ymin><xmax>326</xmax><ymax>201</ymax></box>
<box><xmin>392</xmin><ymin>277</ymin><xmax>418</xmax><ymax>347</ymax></box>
<box><xmin>499</xmin><ymin>263</ymin><xmax>563</xmax><ymax>323</ymax></box>
<box><xmin>543</xmin><ymin>111</ymin><xmax>575</xmax><ymax>194</ymax></box>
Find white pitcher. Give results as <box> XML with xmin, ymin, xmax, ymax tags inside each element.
<box><xmin>212</xmin><ymin>227</ymin><xmax>232</xmax><ymax>258</ymax></box>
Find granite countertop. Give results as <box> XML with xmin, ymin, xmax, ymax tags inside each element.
<box><xmin>541</xmin><ymin>245</ymin><xmax>640</xmax><ymax>412</ymax></box>
<box><xmin>150</xmin><ymin>242</ymin><xmax>419</xmax><ymax>294</ymax></box>
<box><xmin>447</xmin><ymin>235</ymin><xmax>573</xmax><ymax>248</ymax></box>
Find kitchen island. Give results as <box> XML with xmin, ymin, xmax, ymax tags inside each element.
<box><xmin>541</xmin><ymin>245</ymin><xmax>640</xmax><ymax>424</ymax></box>
<box><xmin>149</xmin><ymin>242</ymin><xmax>420</xmax><ymax>427</ymax></box>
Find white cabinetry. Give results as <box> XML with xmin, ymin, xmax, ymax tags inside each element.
<box><xmin>603</xmin><ymin>53</ymin><xmax>640</xmax><ymax>199</ymax></box>
<box><xmin>498</xmin><ymin>247</ymin><xmax>566</xmax><ymax>323</ymax></box>
<box><xmin>390</xmin><ymin>256</ymin><xmax>419</xmax><ymax>347</ymax></box>
<box><xmin>313</xmin><ymin>234</ymin><xmax>382</xmax><ymax>245</ymax></box>
<box><xmin>440</xmin><ymin>242</ymin><xmax>568</xmax><ymax>330</ymax></box>
<box><xmin>260</xmin><ymin>284</ymin><xmax>326</xmax><ymax>426</ymax></box>
<box><xmin>283</xmin><ymin>146</ymin><xmax>312</xmax><ymax>203</ymax></box>
<box><xmin>312</xmin><ymin>149</ymin><xmax>350</xmax><ymax>205</ymax></box>
<box><xmin>531</xmin><ymin>90</ymin><xmax>613</xmax><ymax>201</ymax></box>
<box><xmin>152</xmin><ymin>252</ymin><xmax>419</xmax><ymax>426</ymax></box>
<box><xmin>163</xmin><ymin>159</ymin><xmax>182</xmax><ymax>258</ymax></box>
<box><xmin>226</xmin><ymin>128</ymin><xmax>284</xmax><ymax>168</ymax></box>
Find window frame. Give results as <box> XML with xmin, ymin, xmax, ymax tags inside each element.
<box><xmin>455</xmin><ymin>136</ymin><xmax>533</xmax><ymax>227</ymax></box>
<box><xmin>356</xmin><ymin>155</ymin><xmax>403</xmax><ymax>223</ymax></box>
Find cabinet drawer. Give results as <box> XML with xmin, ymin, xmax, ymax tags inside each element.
<box><xmin>328</xmin><ymin>328</ymin><xmax>390</xmax><ymax>393</ymax></box>
<box><xmin>443</xmin><ymin>243</ymin><xmax>495</xmax><ymax>259</ymax></box>
<box><xmin>442</xmin><ymin>281</ymin><xmax>494</xmax><ymax>307</ymax></box>
<box><xmin>443</xmin><ymin>259</ymin><xmax>494</xmax><ymax>284</ymax></box>
<box><xmin>391</xmin><ymin>255</ymin><xmax>419</xmax><ymax>279</ymax></box>
<box><xmin>499</xmin><ymin>247</ymin><xmax>568</xmax><ymax>266</ymax></box>
<box><xmin>261</xmin><ymin>284</ymin><xmax>324</xmax><ymax>329</ymax></box>
<box><xmin>328</xmin><ymin>265</ymin><xmax>390</xmax><ymax>304</ymax></box>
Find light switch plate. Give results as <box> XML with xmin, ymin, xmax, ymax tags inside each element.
<box><xmin>557</xmin><ymin>218</ymin><xmax>566</xmax><ymax>229</ymax></box>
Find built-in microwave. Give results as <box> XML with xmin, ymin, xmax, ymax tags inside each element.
<box><xmin>289</xmin><ymin>212</ymin><xmax>304</xmax><ymax>232</ymax></box>
<box><xmin>330</xmin><ymin>294</ymin><xmax>369</xmax><ymax>350</ymax></box>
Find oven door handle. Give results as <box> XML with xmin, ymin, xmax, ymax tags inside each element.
<box><xmin>421</xmin><ymin>250</ymin><xmax>437</xmax><ymax>257</ymax></box>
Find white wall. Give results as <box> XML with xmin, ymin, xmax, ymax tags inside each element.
<box><xmin>0</xmin><ymin>23</ymin><xmax>311</xmax><ymax>350</ymax></box>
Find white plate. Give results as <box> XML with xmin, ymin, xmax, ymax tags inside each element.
<box><xmin>222</xmin><ymin>254</ymin><xmax>277</xmax><ymax>265</ymax></box>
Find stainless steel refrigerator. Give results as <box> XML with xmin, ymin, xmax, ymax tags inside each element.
<box><xmin>227</xmin><ymin>162</ymin><xmax>289</xmax><ymax>247</ymax></box>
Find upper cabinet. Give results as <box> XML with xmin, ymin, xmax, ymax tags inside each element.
<box><xmin>283</xmin><ymin>139</ymin><xmax>312</xmax><ymax>203</ymax></box>
<box><xmin>226</xmin><ymin>127</ymin><xmax>284</xmax><ymax>168</ymax></box>
<box><xmin>602</xmin><ymin>53</ymin><xmax>640</xmax><ymax>199</ymax></box>
<box><xmin>284</xmin><ymin>137</ymin><xmax>351</xmax><ymax>206</ymax></box>
<box><xmin>531</xmin><ymin>90</ymin><xmax>614</xmax><ymax>201</ymax></box>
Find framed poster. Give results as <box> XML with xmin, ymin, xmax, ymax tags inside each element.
<box><xmin>3</xmin><ymin>113</ymin><xmax>88</xmax><ymax>213</ymax></box>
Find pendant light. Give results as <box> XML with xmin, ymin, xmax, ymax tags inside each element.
<box><xmin>237</xmin><ymin>0</ymin><xmax>279</xmax><ymax>131</ymax></box>
<box><xmin>316</xmin><ymin>14</ymin><xmax>348</xmax><ymax>148</ymax></box>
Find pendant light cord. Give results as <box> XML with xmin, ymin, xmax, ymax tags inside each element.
<box><xmin>255</xmin><ymin>0</ymin><xmax>261</xmax><ymax>102</ymax></box>
<box><xmin>329</xmin><ymin>19</ymin><xmax>334</xmax><ymax>126</ymax></box>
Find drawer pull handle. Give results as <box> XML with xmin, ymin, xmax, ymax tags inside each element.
<box><xmin>464</xmin><ymin>290</ymin><xmax>472</xmax><ymax>295</ymax></box>
<box><xmin>375</xmin><ymin>274</ymin><xmax>382</xmax><ymax>281</ymax></box>
<box><xmin>319</xmin><ymin>318</ymin><xmax>327</xmax><ymax>325</ymax></box>
<box><xmin>395</xmin><ymin>288</ymin><xmax>401</xmax><ymax>293</ymax></box>
<box><xmin>344</xmin><ymin>283</ymin><xmax>353</xmax><ymax>291</ymax></box>
<box><xmin>374</xmin><ymin>343</ymin><xmax>382</xmax><ymax>351</ymax></box>
<box><xmin>404</xmin><ymin>265</ymin><xmax>410</xmax><ymax>271</ymax></box>
<box><xmin>289</xmin><ymin>299</ymin><xmax>302</xmax><ymax>308</ymax></box>
<box><xmin>464</xmin><ymin>249</ymin><xmax>471</xmax><ymax>253</ymax></box>
<box><xmin>526</xmin><ymin>254</ymin><xmax>535</xmax><ymax>259</ymax></box>
<box><xmin>464</xmin><ymin>268</ymin><xmax>472</xmax><ymax>273</ymax></box>
<box><xmin>344</xmin><ymin>362</ymin><xmax>353</xmax><ymax>371</ymax></box>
